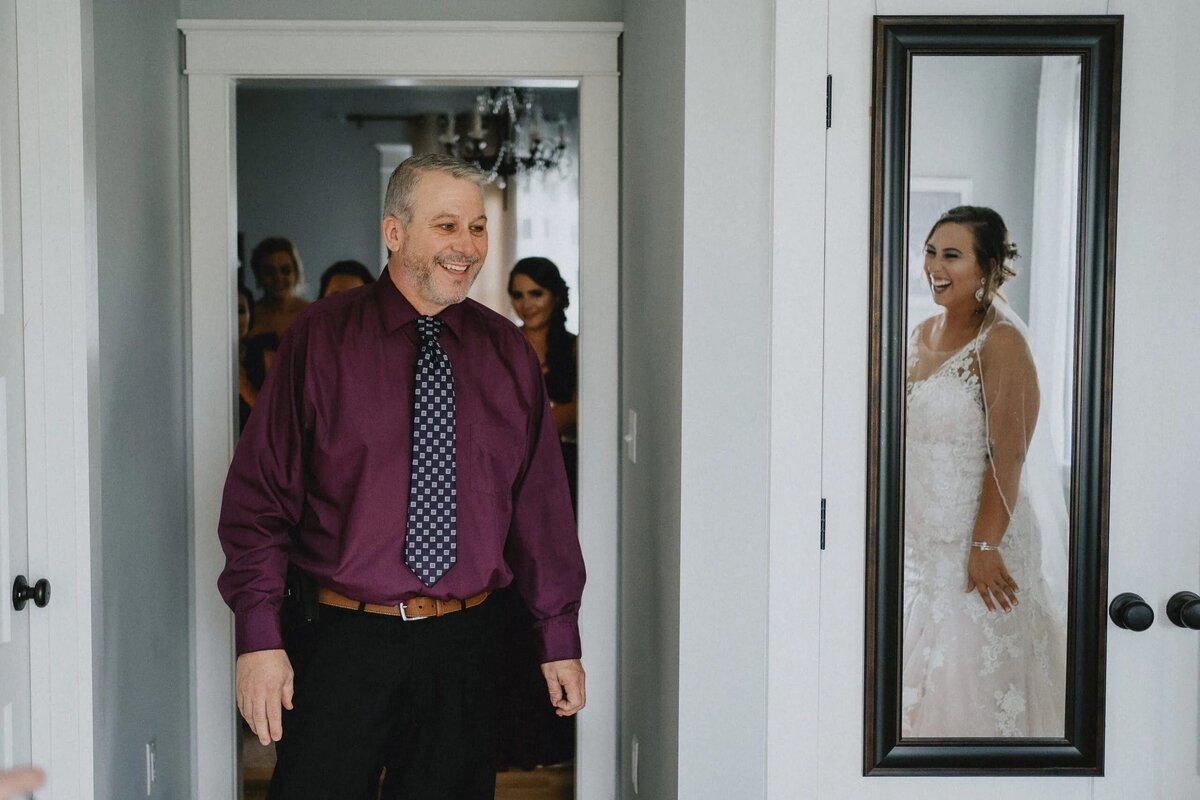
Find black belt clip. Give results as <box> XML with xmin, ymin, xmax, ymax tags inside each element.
<box><xmin>284</xmin><ymin>564</ymin><xmax>320</xmax><ymax>624</ymax></box>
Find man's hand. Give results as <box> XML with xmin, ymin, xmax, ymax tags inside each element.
<box><xmin>540</xmin><ymin>658</ymin><xmax>586</xmax><ymax>717</ymax></box>
<box><xmin>237</xmin><ymin>649</ymin><xmax>295</xmax><ymax>745</ymax></box>
<box><xmin>0</xmin><ymin>766</ymin><xmax>44</xmax><ymax>800</ymax></box>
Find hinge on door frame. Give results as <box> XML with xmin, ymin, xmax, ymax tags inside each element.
<box><xmin>820</xmin><ymin>498</ymin><xmax>827</xmax><ymax>550</ymax></box>
<box><xmin>825</xmin><ymin>74</ymin><xmax>832</xmax><ymax>129</ymax></box>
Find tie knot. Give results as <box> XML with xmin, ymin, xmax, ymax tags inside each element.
<box><xmin>415</xmin><ymin>316</ymin><xmax>443</xmax><ymax>343</ymax></box>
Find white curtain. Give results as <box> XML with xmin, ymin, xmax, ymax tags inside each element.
<box><xmin>1028</xmin><ymin>56</ymin><xmax>1082</xmax><ymax>472</ymax></box>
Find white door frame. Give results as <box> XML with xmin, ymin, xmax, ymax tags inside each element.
<box><xmin>179</xmin><ymin>20</ymin><xmax>622</xmax><ymax>800</ymax></box>
<box><xmin>765</xmin><ymin>0</ymin><xmax>829</xmax><ymax>796</ymax></box>
<box><xmin>13</xmin><ymin>0</ymin><xmax>99</xmax><ymax>797</ymax></box>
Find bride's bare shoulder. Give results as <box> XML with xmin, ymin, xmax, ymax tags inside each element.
<box><xmin>912</xmin><ymin>315</ymin><xmax>938</xmax><ymax>341</ymax></box>
<box><xmin>981</xmin><ymin>319</ymin><xmax>1029</xmax><ymax>352</ymax></box>
<box><xmin>979</xmin><ymin>320</ymin><xmax>1036</xmax><ymax>375</ymax></box>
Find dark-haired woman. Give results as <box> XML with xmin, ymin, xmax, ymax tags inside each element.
<box><xmin>493</xmin><ymin>257</ymin><xmax>578</xmax><ymax>772</ymax></box>
<box><xmin>508</xmin><ymin>256</ymin><xmax>578</xmax><ymax>502</ymax></box>
<box><xmin>318</xmin><ymin>259</ymin><xmax>376</xmax><ymax>299</ymax></box>
<box><xmin>902</xmin><ymin>206</ymin><xmax>1067</xmax><ymax>737</ymax></box>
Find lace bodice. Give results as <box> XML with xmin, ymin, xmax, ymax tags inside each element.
<box><xmin>906</xmin><ymin>339</ymin><xmax>988</xmax><ymax>546</ymax></box>
<box><xmin>901</xmin><ymin>320</ymin><xmax>1065</xmax><ymax>738</ymax></box>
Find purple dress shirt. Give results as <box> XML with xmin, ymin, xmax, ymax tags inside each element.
<box><xmin>218</xmin><ymin>271</ymin><xmax>585</xmax><ymax>663</ymax></box>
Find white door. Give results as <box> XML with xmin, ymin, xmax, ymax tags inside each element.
<box><xmin>0</xmin><ymin>0</ymin><xmax>33</xmax><ymax>775</ymax></box>
<box><xmin>804</xmin><ymin>1</ymin><xmax>1200</xmax><ymax>798</ymax></box>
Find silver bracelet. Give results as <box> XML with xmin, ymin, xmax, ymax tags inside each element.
<box><xmin>970</xmin><ymin>541</ymin><xmax>1001</xmax><ymax>552</ymax></box>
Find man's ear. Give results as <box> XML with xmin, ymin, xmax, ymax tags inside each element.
<box><xmin>381</xmin><ymin>215</ymin><xmax>405</xmax><ymax>255</ymax></box>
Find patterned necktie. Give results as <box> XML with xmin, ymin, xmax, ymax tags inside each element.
<box><xmin>404</xmin><ymin>316</ymin><xmax>457</xmax><ymax>586</ymax></box>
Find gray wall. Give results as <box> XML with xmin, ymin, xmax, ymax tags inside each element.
<box><xmin>180</xmin><ymin>0</ymin><xmax>621</xmax><ymax>21</ymax></box>
<box><xmin>92</xmin><ymin>0</ymin><xmax>190</xmax><ymax>798</ymax></box>
<box><xmin>236</xmin><ymin>87</ymin><xmax>403</xmax><ymax>297</ymax></box>
<box><xmin>620</xmin><ymin>0</ymin><xmax>774</xmax><ymax>797</ymax></box>
<box><xmin>911</xmin><ymin>56</ymin><xmax>1041</xmax><ymax>319</ymax></box>
<box><xmin>677</xmin><ymin>0</ymin><xmax>772</xmax><ymax>796</ymax></box>
<box><xmin>619</xmin><ymin>0</ymin><xmax>683</xmax><ymax>796</ymax></box>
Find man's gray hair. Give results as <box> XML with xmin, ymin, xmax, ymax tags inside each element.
<box><xmin>383</xmin><ymin>153</ymin><xmax>487</xmax><ymax>226</ymax></box>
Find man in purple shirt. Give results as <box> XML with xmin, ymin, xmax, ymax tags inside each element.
<box><xmin>218</xmin><ymin>154</ymin><xmax>586</xmax><ymax>799</ymax></box>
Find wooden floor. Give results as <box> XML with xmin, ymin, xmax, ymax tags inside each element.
<box><xmin>242</xmin><ymin>733</ymin><xmax>573</xmax><ymax>800</ymax></box>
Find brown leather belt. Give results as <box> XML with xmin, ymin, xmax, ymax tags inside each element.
<box><xmin>317</xmin><ymin>586</ymin><xmax>490</xmax><ymax>621</ymax></box>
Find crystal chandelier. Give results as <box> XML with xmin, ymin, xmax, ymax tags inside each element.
<box><xmin>438</xmin><ymin>87</ymin><xmax>568</xmax><ymax>188</ymax></box>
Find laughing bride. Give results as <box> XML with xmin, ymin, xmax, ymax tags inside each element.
<box><xmin>902</xmin><ymin>205</ymin><xmax>1068</xmax><ymax>738</ymax></box>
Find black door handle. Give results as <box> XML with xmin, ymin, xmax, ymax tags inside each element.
<box><xmin>12</xmin><ymin>575</ymin><xmax>50</xmax><ymax>611</ymax></box>
<box><xmin>1109</xmin><ymin>592</ymin><xmax>1154</xmax><ymax>631</ymax></box>
<box><xmin>1167</xmin><ymin>591</ymin><xmax>1200</xmax><ymax>630</ymax></box>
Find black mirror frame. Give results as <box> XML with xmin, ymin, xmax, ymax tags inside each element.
<box><xmin>865</xmin><ymin>16</ymin><xmax>1122</xmax><ymax>775</ymax></box>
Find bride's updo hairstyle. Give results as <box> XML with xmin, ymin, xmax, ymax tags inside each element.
<box><xmin>926</xmin><ymin>205</ymin><xmax>1019</xmax><ymax>301</ymax></box>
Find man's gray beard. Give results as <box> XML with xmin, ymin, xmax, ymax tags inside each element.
<box><xmin>401</xmin><ymin>249</ymin><xmax>477</xmax><ymax>307</ymax></box>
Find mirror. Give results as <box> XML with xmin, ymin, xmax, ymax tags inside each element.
<box><xmin>866</xmin><ymin>17</ymin><xmax>1122</xmax><ymax>774</ymax></box>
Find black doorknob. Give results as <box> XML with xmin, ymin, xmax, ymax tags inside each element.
<box><xmin>1167</xmin><ymin>591</ymin><xmax>1200</xmax><ymax>630</ymax></box>
<box><xmin>12</xmin><ymin>575</ymin><xmax>51</xmax><ymax>611</ymax></box>
<box><xmin>1109</xmin><ymin>592</ymin><xmax>1154</xmax><ymax>631</ymax></box>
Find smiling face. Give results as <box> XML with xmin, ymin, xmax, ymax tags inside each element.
<box><xmin>257</xmin><ymin>250</ymin><xmax>300</xmax><ymax>301</ymax></box>
<box><xmin>509</xmin><ymin>273</ymin><xmax>556</xmax><ymax>332</ymax></box>
<box><xmin>382</xmin><ymin>170</ymin><xmax>487</xmax><ymax>315</ymax></box>
<box><xmin>924</xmin><ymin>222</ymin><xmax>988</xmax><ymax>312</ymax></box>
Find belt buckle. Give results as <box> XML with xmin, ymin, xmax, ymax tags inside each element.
<box><xmin>399</xmin><ymin>600</ymin><xmax>430</xmax><ymax>622</ymax></box>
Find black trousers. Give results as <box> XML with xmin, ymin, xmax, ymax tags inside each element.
<box><xmin>267</xmin><ymin>598</ymin><xmax>501</xmax><ymax>800</ymax></box>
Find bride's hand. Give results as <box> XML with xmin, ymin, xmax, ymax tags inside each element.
<box><xmin>965</xmin><ymin>549</ymin><xmax>1020</xmax><ymax>612</ymax></box>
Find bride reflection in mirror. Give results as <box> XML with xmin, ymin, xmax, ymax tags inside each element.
<box><xmin>902</xmin><ymin>206</ymin><xmax>1068</xmax><ymax>738</ymax></box>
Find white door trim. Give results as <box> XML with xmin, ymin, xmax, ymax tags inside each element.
<box><xmin>15</xmin><ymin>0</ymin><xmax>99</xmax><ymax>797</ymax></box>
<box><xmin>766</xmin><ymin>1</ymin><xmax>828</xmax><ymax>797</ymax></box>
<box><xmin>179</xmin><ymin>20</ymin><xmax>622</xmax><ymax>800</ymax></box>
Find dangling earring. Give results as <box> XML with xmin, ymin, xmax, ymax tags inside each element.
<box><xmin>974</xmin><ymin>279</ymin><xmax>986</xmax><ymax>302</ymax></box>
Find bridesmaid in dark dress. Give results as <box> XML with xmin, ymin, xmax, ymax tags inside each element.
<box><xmin>509</xmin><ymin>257</ymin><xmax>577</xmax><ymax>502</ymax></box>
<box><xmin>495</xmin><ymin>257</ymin><xmax>579</xmax><ymax>770</ymax></box>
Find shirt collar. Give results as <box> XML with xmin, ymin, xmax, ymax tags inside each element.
<box><xmin>373</xmin><ymin>267</ymin><xmax>465</xmax><ymax>339</ymax></box>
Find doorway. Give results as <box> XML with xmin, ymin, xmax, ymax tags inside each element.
<box><xmin>233</xmin><ymin>80</ymin><xmax>584</xmax><ymax>799</ymax></box>
<box><xmin>181</xmin><ymin>20</ymin><xmax>621</xmax><ymax>800</ymax></box>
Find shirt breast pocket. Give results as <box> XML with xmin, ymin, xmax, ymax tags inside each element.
<box><xmin>465</xmin><ymin>422</ymin><xmax>524</xmax><ymax>496</ymax></box>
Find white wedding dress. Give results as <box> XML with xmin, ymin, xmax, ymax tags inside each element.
<box><xmin>902</xmin><ymin>313</ymin><xmax>1067</xmax><ymax>738</ymax></box>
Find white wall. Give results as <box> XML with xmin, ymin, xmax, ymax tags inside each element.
<box><xmin>622</xmin><ymin>0</ymin><xmax>775</xmax><ymax>795</ymax></box>
<box><xmin>619</xmin><ymin>0</ymin><xmax>684</xmax><ymax>795</ymax></box>
<box><xmin>678</xmin><ymin>0</ymin><xmax>774</xmax><ymax>796</ymax></box>
<box><xmin>92</xmin><ymin>0</ymin><xmax>190</xmax><ymax>797</ymax></box>
<box><xmin>180</xmin><ymin>0</ymin><xmax>622</xmax><ymax>22</ymax></box>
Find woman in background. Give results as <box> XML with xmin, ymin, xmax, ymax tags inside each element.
<box><xmin>318</xmin><ymin>259</ymin><xmax>376</xmax><ymax>299</ymax></box>
<box><xmin>247</xmin><ymin>236</ymin><xmax>308</xmax><ymax>338</ymax></box>
<box><xmin>241</xmin><ymin>237</ymin><xmax>305</xmax><ymax>424</ymax></box>
<box><xmin>494</xmin><ymin>257</ymin><xmax>579</xmax><ymax>772</ymax></box>
<box><xmin>237</xmin><ymin>284</ymin><xmax>257</xmax><ymax>430</ymax></box>
<box><xmin>508</xmin><ymin>256</ymin><xmax>578</xmax><ymax>503</ymax></box>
